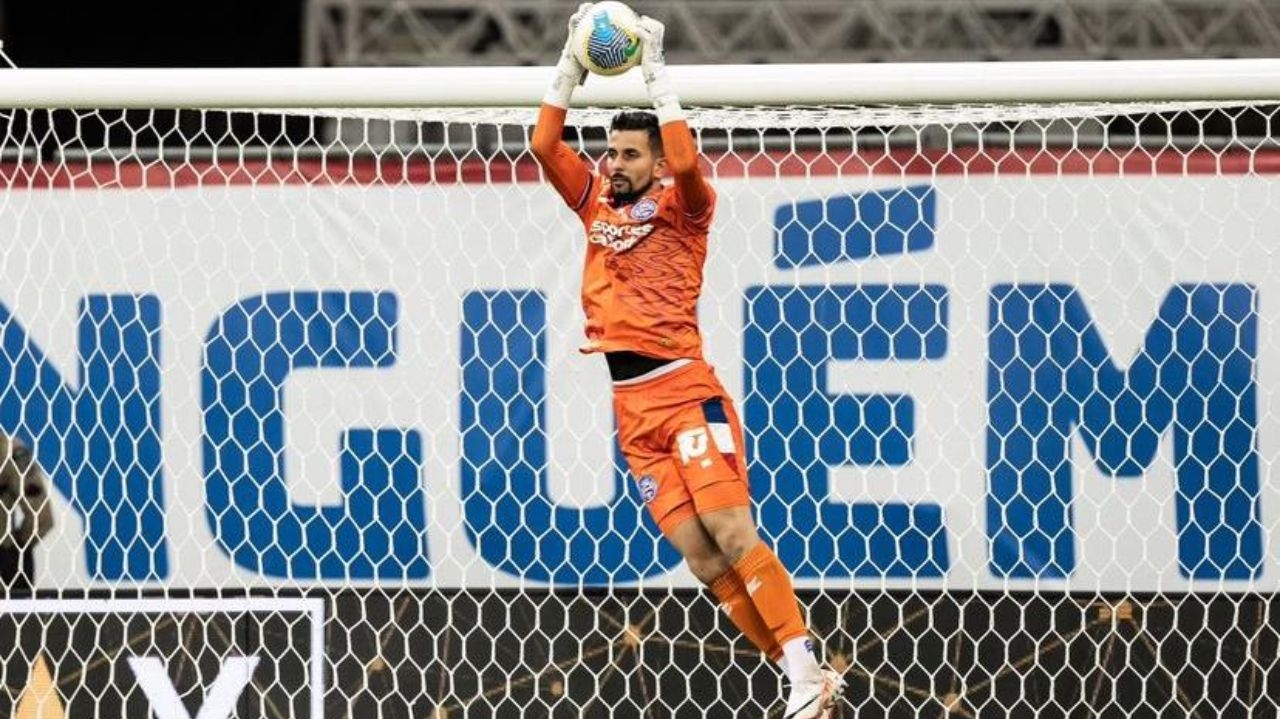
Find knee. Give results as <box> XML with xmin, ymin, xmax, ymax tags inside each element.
<box><xmin>711</xmin><ymin>523</ymin><xmax>760</xmax><ymax>565</ymax></box>
<box><xmin>685</xmin><ymin>551</ymin><xmax>732</xmax><ymax>586</ymax></box>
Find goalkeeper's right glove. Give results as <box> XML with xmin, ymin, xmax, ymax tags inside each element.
<box><xmin>636</xmin><ymin>16</ymin><xmax>683</xmax><ymax>124</ymax></box>
<box><xmin>545</xmin><ymin>3</ymin><xmax>593</xmax><ymax>108</ymax></box>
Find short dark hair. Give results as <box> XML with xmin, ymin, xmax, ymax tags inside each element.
<box><xmin>610</xmin><ymin>111</ymin><xmax>663</xmax><ymax>155</ymax></box>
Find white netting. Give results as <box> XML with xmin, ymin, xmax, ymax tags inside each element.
<box><xmin>0</xmin><ymin>99</ymin><xmax>1275</xmax><ymax>719</ymax></box>
<box><xmin>303</xmin><ymin>100</ymin><xmax>1248</xmax><ymax>129</ymax></box>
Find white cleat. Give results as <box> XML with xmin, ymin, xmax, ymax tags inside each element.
<box><xmin>783</xmin><ymin>669</ymin><xmax>845</xmax><ymax>719</ymax></box>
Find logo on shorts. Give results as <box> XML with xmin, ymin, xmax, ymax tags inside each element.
<box><xmin>630</xmin><ymin>197</ymin><xmax>658</xmax><ymax>221</ymax></box>
<box><xmin>676</xmin><ymin>427</ymin><xmax>710</xmax><ymax>467</ymax></box>
<box><xmin>637</xmin><ymin>475</ymin><xmax>658</xmax><ymax>503</ymax></box>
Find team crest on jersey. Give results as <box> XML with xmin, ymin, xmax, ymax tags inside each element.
<box><xmin>637</xmin><ymin>475</ymin><xmax>658</xmax><ymax>503</ymax></box>
<box><xmin>630</xmin><ymin>197</ymin><xmax>658</xmax><ymax>221</ymax></box>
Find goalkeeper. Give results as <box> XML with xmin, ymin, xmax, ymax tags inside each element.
<box><xmin>530</xmin><ymin>7</ymin><xmax>843</xmax><ymax>718</ymax></box>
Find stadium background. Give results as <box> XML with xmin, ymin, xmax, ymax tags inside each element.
<box><xmin>0</xmin><ymin>2</ymin><xmax>1277</xmax><ymax>718</ymax></box>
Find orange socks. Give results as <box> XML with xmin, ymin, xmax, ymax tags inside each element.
<box><xmin>708</xmin><ymin>569</ymin><xmax>782</xmax><ymax>661</ymax></box>
<box><xmin>730</xmin><ymin>542</ymin><xmax>810</xmax><ymax>647</ymax></box>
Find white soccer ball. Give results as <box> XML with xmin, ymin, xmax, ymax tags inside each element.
<box><xmin>572</xmin><ymin>2</ymin><xmax>643</xmax><ymax>77</ymax></box>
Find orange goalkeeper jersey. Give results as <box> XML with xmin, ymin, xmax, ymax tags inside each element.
<box><xmin>531</xmin><ymin>105</ymin><xmax>716</xmax><ymax>361</ymax></box>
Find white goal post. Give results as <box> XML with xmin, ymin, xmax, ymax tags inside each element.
<box><xmin>0</xmin><ymin>59</ymin><xmax>1274</xmax><ymax>719</ymax></box>
<box><xmin>0</xmin><ymin>58</ymin><xmax>1276</xmax><ymax>107</ymax></box>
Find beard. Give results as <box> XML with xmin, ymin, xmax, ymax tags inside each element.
<box><xmin>610</xmin><ymin>175</ymin><xmax>653</xmax><ymax>206</ymax></box>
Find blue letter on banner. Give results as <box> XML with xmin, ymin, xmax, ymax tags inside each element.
<box><xmin>773</xmin><ymin>185</ymin><xmax>936</xmax><ymax>268</ymax></box>
<box><xmin>202</xmin><ymin>291</ymin><xmax>429</xmax><ymax>580</ymax></box>
<box><xmin>0</xmin><ymin>295</ymin><xmax>166</xmax><ymax>581</ymax></box>
<box><xmin>987</xmin><ymin>284</ymin><xmax>1262</xmax><ymax>579</ymax></box>
<box><xmin>744</xmin><ymin>284</ymin><xmax>950</xmax><ymax>577</ymax></box>
<box><xmin>460</xmin><ymin>289</ymin><xmax>680</xmax><ymax>585</ymax></box>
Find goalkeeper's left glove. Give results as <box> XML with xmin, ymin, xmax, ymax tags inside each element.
<box><xmin>636</xmin><ymin>16</ymin><xmax>683</xmax><ymax>123</ymax></box>
<box><xmin>544</xmin><ymin>3</ymin><xmax>593</xmax><ymax>108</ymax></box>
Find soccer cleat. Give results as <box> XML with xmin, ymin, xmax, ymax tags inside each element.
<box><xmin>783</xmin><ymin>669</ymin><xmax>846</xmax><ymax>719</ymax></box>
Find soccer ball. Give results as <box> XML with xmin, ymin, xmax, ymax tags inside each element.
<box><xmin>572</xmin><ymin>2</ymin><xmax>643</xmax><ymax>77</ymax></box>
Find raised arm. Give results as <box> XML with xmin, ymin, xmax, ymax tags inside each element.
<box><xmin>532</xmin><ymin>105</ymin><xmax>592</xmax><ymax>212</ymax></box>
<box><xmin>530</xmin><ymin>4</ymin><xmax>594</xmax><ymax>212</ymax></box>
<box><xmin>636</xmin><ymin>17</ymin><xmax>711</xmax><ymax>218</ymax></box>
<box><xmin>658</xmin><ymin>119</ymin><xmax>710</xmax><ymax>218</ymax></box>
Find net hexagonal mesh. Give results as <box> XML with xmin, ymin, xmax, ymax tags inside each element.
<box><xmin>0</xmin><ymin>101</ymin><xmax>1275</xmax><ymax>718</ymax></box>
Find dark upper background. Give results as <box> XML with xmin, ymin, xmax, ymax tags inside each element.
<box><xmin>2</xmin><ymin>0</ymin><xmax>304</xmax><ymax>67</ymax></box>
<box><xmin>0</xmin><ymin>1</ymin><xmax>311</xmax><ymax>154</ymax></box>
<box><xmin>0</xmin><ymin>0</ymin><xmax>1266</xmax><ymax>152</ymax></box>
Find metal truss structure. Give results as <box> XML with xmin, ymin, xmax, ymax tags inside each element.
<box><xmin>304</xmin><ymin>0</ymin><xmax>1280</xmax><ymax>67</ymax></box>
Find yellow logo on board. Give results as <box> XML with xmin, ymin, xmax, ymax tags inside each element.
<box><xmin>15</xmin><ymin>653</ymin><xmax>65</xmax><ymax>719</ymax></box>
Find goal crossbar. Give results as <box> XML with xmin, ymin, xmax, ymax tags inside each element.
<box><xmin>0</xmin><ymin>59</ymin><xmax>1278</xmax><ymax>108</ymax></box>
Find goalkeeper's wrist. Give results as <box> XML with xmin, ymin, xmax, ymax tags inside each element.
<box><xmin>543</xmin><ymin>73</ymin><xmax>577</xmax><ymax>109</ymax></box>
<box><xmin>644</xmin><ymin>67</ymin><xmax>684</xmax><ymax>123</ymax></box>
<box><xmin>544</xmin><ymin>53</ymin><xmax>584</xmax><ymax>108</ymax></box>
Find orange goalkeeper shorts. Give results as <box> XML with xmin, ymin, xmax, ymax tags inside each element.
<box><xmin>612</xmin><ymin>359</ymin><xmax>752</xmax><ymax>536</ymax></box>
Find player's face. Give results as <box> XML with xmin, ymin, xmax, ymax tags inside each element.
<box><xmin>606</xmin><ymin>130</ymin><xmax>665</xmax><ymax>198</ymax></box>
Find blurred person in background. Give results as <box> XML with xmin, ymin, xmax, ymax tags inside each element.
<box><xmin>0</xmin><ymin>435</ymin><xmax>53</xmax><ymax>594</ymax></box>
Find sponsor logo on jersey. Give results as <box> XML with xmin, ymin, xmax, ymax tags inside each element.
<box><xmin>588</xmin><ymin>220</ymin><xmax>654</xmax><ymax>252</ymax></box>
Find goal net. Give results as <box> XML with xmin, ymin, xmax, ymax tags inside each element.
<box><xmin>0</xmin><ymin>66</ymin><xmax>1275</xmax><ymax>718</ymax></box>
